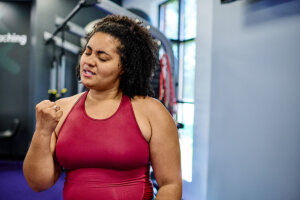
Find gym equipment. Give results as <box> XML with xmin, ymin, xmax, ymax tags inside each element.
<box><xmin>159</xmin><ymin>53</ymin><xmax>176</xmax><ymax>115</ymax></box>
<box><xmin>0</xmin><ymin>118</ymin><xmax>20</xmax><ymax>139</ymax></box>
<box><xmin>45</xmin><ymin>0</ymin><xmax>176</xmax><ymax>96</ymax></box>
<box><xmin>57</xmin><ymin>30</ymin><xmax>68</xmax><ymax>99</ymax></box>
<box><xmin>0</xmin><ymin>118</ymin><xmax>21</xmax><ymax>157</ymax></box>
<box><xmin>47</xmin><ymin>31</ymin><xmax>70</xmax><ymax>101</ymax></box>
<box><xmin>45</xmin><ymin>0</ymin><xmax>97</xmax><ymax>45</ymax></box>
<box><xmin>46</xmin><ymin>0</ymin><xmax>175</xmax><ymax>71</ymax></box>
<box><xmin>48</xmin><ymin>44</ymin><xmax>58</xmax><ymax>101</ymax></box>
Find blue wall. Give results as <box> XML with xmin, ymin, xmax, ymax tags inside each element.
<box><xmin>190</xmin><ymin>0</ymin><xmax>300</xmax><ymax>199</ymax></box>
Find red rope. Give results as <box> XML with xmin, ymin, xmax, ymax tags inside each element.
<box><xmin>159</xmin><ymin>57</ymin><xmax>165</xmax><ymax>101</ymax></box>
<box><xmin>159</xmin><ymin>53</ymin><xmax>176</xmax><ymax>114</ymax></box>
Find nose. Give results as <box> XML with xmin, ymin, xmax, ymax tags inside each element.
<box><xmin>85</xmin><ymin>55</ymin><xmax>96</xmax><ymax>67</ymax></box>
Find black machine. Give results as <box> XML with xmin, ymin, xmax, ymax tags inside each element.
<box><xmin>221</xmin><ymin>0</ymin><xmax>239</xmax><ymax>3</ymax></box>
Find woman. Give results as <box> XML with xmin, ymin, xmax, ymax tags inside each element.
<box><xmin>23</xmin><ymin>15</ymin><xmax>182</xmax><ymax>200</ymax></box>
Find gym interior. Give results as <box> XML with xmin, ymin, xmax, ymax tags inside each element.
<box><xmin>0</xmin><ymin>0</ymin><xmax>300</xmax><ymax>199</ymax></box>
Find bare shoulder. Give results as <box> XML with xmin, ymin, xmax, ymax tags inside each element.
<box><xmin>131</xmin><ymin>96</ymin><xmax>172</xmax><ymax>122</ymax></box>
<box><xmin>55</xmin><ymin>92</ymin><xmax>84</xmax><ymax>109</ymax></box>
<box><xmin>131</xmin><ymin>96</ymin><xmax>176</xmax><ymax>142</ymax></box>
<box><xmin>132</xmin><ymin>96</ymin><xmax>164</xmax><ymax>111</ymax></box>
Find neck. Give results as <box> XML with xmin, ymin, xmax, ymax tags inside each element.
<box><xmin>87</xmin><ymin>88</ymin><xmax>123</xmax><ymax>102</ymax></box>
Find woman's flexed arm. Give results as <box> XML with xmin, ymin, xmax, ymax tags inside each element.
<box><xmin>23</xmin><ymin>100</ymin><xmax>63</xmax><ymax>192</ymax></box>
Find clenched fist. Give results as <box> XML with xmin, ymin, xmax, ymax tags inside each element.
<box><xmin>35</xmin><ymin>100</ymin><xmax>63</xmax><ymax>135</ymax></box>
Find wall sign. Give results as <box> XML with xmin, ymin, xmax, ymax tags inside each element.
<box><xmin>0</xmin><ymin>32</ymin><xmax>27</xmax><ymax>46</ymax></box>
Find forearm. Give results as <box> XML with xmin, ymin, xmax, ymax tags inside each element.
<box><xmin>23</xmin><ymin>131</ymin><xmax>59</xmax><ymax>192</ymax></box>
<box><xmin>155</xmin><ymin>183</ymin><xmax>182</xmax><ymax>200</ymax></box>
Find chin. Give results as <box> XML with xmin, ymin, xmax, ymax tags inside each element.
<box><xmin>80</xmin><ymin>77</ymin><xmax>89</xmax><ymax>88</ymax></box>
<box><xmin>81</xmin><ymin>80</ymin><xmax>90</xmax><ymax>88</ymax></box>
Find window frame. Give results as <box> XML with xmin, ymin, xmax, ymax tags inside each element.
<box><xmin>158</xmin><ymin>0</ymin><xmax>196</xmax><ymax>183</ymax></box>
<box><xmin>158</xmin><ymin>0</ymin><xmax>196</xmax><ymax>103</ymax></box>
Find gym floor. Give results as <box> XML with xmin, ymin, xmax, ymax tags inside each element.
<box><xmin>0</xmin><ymin>160</ymin><xmax>64</xmax><ymax>200</ymax></box>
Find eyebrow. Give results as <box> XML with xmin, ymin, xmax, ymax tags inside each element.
<box><xmin>87</xmin><ymin>45</ymin><xmax>111</xmax><ymax>57</ymax></box>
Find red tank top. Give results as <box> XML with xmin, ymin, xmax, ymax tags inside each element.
<box><xmin>55</xmin><ymin>91</ymin><xmax>153</xmax><ymax>200</ymax></box>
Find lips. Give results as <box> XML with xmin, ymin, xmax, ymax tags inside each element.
<box><xmin>83</xmin><ymin>67</ymin><xmax>96</xmax><ymax>77</ymax></box>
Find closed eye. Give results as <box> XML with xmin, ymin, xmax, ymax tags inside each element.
<box><xmin>99</xmin><ymin>58</ymin><xmax>107</xmax><ymax>62</ymax></box>
<box><xmin>84</xmin><ymin>46</ymin><xmax>92</xmax><ymax>55</ymax></box>
<box><xmin>85</xmin><ymin>45</ymin><xmax>111</xmax><ymax>62</ymax></box>
<box><xmin>84</xmin><ymin>48</ymin><xmax>92</xmax><ymax>56</ymax></box>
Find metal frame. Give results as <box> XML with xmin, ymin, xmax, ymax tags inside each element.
<box><xmin>44</xmin><ymin>0</ymin><xmax>176</xmax><ymax>97</ymax></box>
<box><xmin>47</xmin><ymin>0</ymin><xmax>175</xmax><ymax>72</ymax></box>
<box><xmin>44</xmin><ymin>32</ymin><xmax>80</xmax><ymax>54</ymax></box>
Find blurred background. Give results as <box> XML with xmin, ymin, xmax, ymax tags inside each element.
<box><xmin>0</xmin><ymin>0</ymin><xmax>300</xmax><ymax>199</ymax></box>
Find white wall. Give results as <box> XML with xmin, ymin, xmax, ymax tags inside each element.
<box><xmin>192</xmin><ymin>0</ymin><xmax>300</xmax><ymax>200</ymax></box>
<box><xmin>189</xmin><ymin>0</ymin><xmax>214</xmax><ymax>199</ymax></box>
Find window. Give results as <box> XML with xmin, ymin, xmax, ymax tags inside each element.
<box><xmin>159</xmin><ymin>0</ymin><xmax>196</xmax><ymax>182</ymax></box>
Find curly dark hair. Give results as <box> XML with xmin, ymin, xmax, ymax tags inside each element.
<box><xmin>77</xmin><ymin>15</ymin><xmax>159</xmax><ymax>98</ymax></box>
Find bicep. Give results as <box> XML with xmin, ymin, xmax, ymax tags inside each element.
<box><xmin>149</xmin><ymin>104</ymin><xmax>182</xmax><ymax>187</ymax></box>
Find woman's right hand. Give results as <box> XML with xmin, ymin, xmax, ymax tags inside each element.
<box><xmin>35</xmin><ymin>100</ymin><xmax>63</xmax><ymax>136</ymax></box>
